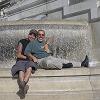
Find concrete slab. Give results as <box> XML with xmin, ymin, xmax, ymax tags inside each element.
<box><xmin>0</xmin><ymin>91</ymin><xmax>93</xmax><ymax>100</ymax></box>
<box><xmin>92</xmin><ymin>90</ymin><xmax>100</xmax><ymax>100</ymax></box>
<box><xmin>0</xmin><ymin>68</ymin><xmax>99</xmax><ymax>100</ymax></box>
<box><xmin>90</xmin><ymin>76</ymin><xmax>100</xmax><ymax>90</ymax></box>
<box><xmin>0</xmin><ymin>68</ymin><xmax>90</xmax><ymax>78</ymax></box>
<box><xmin>90</xmin><ymin>67</ymin><xmax>100</xmax><ymax>75</ymax></box>
<box><xmin>0</xmin><ymin>76</ymin><xmax>92</xmax><ymax>92</ymax></box>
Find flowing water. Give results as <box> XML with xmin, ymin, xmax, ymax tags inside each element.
<box><xmin>0</xmin><ymin>21</ymin><xmax>92</xmax><ymax>68</ymax></box>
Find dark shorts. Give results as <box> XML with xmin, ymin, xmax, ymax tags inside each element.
<box><xmin>11</xmin><ymin>60</ymin><xmax>38</xmax><ymax>77</ymax></box>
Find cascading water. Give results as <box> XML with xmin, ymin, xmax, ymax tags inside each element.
<box><xmin>0</xmin><ymin>21</ymin><xmax>92</xmax><ymax>68</ymax></box>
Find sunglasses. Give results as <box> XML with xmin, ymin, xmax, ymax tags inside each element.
<box><xmin>38</xmin><ymin>34</ymin><xmax>45</xmax><ymax>36</ymax></box>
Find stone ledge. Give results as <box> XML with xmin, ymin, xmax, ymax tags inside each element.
<box><xmin>0</xmin><ymin>67</ymin><xmax>100</xmax><ymax>100</ymax></box>
<box><xmin>0</xmin><ymin>91</ymin><xmax>94</xmax><ymax>100</ymax></box>
<box><xmin>0</xmin><ymin>20</ymin><xmax>88</xmax><ymax>26</ymax></box>
<box><xmin>0</xmin><ymin>67</ymin><xmax>100</xmax><ymax>78</ymax></box>
<box><xmin>0</xmin><ymin>76</ymin><xmax>92</xmax><ymax>92</ymax></box>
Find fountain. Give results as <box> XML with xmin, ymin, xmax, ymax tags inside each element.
<box><xmin>0</xmin><ymin>20</ymin><xmax>93</xmax><ymax>68</ymax></box>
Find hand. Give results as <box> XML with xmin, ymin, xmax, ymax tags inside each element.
<box><xmin>28</xmin><ymin>53</ymin><xmax>38</xmax><ymax>62</ymax></box>
<box><xmin>44</xmin><ymin>44</ymin><xmax>51</xmax><ymax>53</ymax></box>
<box><xmin>32</xmin><ymin>57</ymin><xmax>38</xmax><ymax>63</ymax></box>
<box><xmin>44</xmin><ymin>44</ymin><xmax>49</xmax><ymax>51</ymax></box>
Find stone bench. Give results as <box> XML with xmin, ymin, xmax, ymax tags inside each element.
<box><xmin>0</xmin><ymin>67</ymin><xmax>100</xmax><ymax>100</ymax></box>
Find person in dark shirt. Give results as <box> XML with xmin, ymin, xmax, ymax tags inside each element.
<box><xmin>11</xmin><ymin>29</ymin><xmax>38</xmax><ymax>97</ymax></box>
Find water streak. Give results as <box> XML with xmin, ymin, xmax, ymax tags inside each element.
<box><xmin>0</xmin><ymin>22</ymin><xmax>92</xmax><ymax>68</ymax></box>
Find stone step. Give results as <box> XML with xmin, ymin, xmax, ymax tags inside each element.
<box><xmin>0</xmin><ymin>76</ymin><xmax>92</xmax><ymax>92</ymax></box>
<box><xmin>0</xmin><ymin>67</ymin><xmax>100</xmax><ymax>100</ymax></box>
<box><xmin>0</xmin><ymin>91</ymin><xmax>94</xmax><ymax>100</ymax></box>
<box><xmin>0</xmin><ymin>67</ymin><xmax>100</xmax><ymax>78</ymax></box>
<box><xmin>0</xmin><ymin>76</ymin><xmax>99</xmax><ymax>92</ymax></box>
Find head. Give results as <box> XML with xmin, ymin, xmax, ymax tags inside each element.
<box><xmin>37</xmin><ymin>30</ymin><xmax>45</xmax><ymax>42</ymax></box>
<box><xmin>28</xmin><ymin>29</ymin><xmax>38</xmax><ymax>41</ymax></box>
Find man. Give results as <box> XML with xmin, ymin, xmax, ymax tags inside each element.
<box><xmin>25</xmin><ymin>30</ymin><xmax>89</xmax><ymax>70</ymax></box>
<box><xmin>11</xmin><ymin>29</ymin><xmax>38</xmax><ymax>98</ymax></box>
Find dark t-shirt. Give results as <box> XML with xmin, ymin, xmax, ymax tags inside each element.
<box><xmin>17</xmin><ymin>39</ymin><xmax>30</xmax><ymax>61</ymax></box>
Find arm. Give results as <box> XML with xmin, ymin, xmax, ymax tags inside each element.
<box><xmin>44</xmin><ymin>43</ymin><xmax>50</xmax><ymax>53</ymax></box>
<box><xmin>24</xmin><ymin>42</ymin><xmax>38</xmax><ymax>62</ymax></box>
<box><xmin>44</xmin><ymin>36</ymin><xmax>54</xmax><ymax>53</ymax></box>
<box><xmin>27</xmin><ymin>53</ymin><xmax>38</xmax><ymax>62</ymax></box>
<box><xmin>16</xmin><ymin>43</ymin><xmax>27</xmax><ymax>59</ymax></box>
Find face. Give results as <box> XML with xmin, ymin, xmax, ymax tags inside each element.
<box><xmin>37</xmin><ymin>31</ymin><xmax>45</xmax><ymax>42</ymax></box>
<box><xmin>28</xmin><ymin>34</ymin><xmax>36</xmax><ymax>41</ymax></box>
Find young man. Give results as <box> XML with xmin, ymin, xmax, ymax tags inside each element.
<box><xmin>25</xmin><ymin>30</ymin><xmax>89</xmax><ymax>70</ymax></box>
<box><xmin>11</xmin><ymin>29</ymin><xmax>38</xmax><ymax>97</ymax></box>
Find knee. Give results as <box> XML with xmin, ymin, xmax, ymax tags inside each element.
<box><xmin>26</xmin><ymin>67</ymin><xmax>32</xmax><ymax>72</ymax></box>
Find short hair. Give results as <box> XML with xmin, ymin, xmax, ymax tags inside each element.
<box><xmin>38</xmin><ymin>29</ymin><xmax>45</xmax><ymax>35</ymax></box>
<box><xmin>29</xmin><ymin>29</ymin><xmax>38</xmax><ymax>37</ymax></box>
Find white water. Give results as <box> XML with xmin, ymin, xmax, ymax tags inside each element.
<box><xmin>0</xmin><ymin>22</ymin><xmax>93</xmax><ymax>68</ymax></box>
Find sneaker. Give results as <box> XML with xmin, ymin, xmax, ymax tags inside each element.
<box><xmin>17</xmin><ymin>89</ymin><xmax>25</xmax><ymax>99</ymax></box>
<box><xmin>62</xmin><ymin>63</ymin><xmax>73</xmax><ymax>68</ymax></box>
<box><xmin>81</xmin><ymin>55</ymin><xmax>89</xmax><ymax>67</ymax></box>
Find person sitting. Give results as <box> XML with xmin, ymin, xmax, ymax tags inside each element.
<box><xmin>11</xmin><ymin>29</ymin><xmax>38</xmax><ymax>98</ymax></box>
<box><xmin>24</xmin><ymin>29</ymin><xmax>89</xmax><ymax>70</ymax></box>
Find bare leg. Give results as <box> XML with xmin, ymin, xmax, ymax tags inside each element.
<box><xmin>17</xmin><ymin>71</ymin><xmax>26</xmax><ymax>98</ymax></box>
<box><xmin>19</xmin><ymin>71</ymin><xmax>25</xmax><ymax>82</ymax></box>
<box><xmin>23</xmin><ymin>67</ymin><xmax>32</xmax><ymax>94</ymax></box>
<box><xmin>24</xmin><ymin>67</ymin><xmax>32</xmax><ymax>84</ymax></box>
<box><xmin>17</xmin><ymin>68</ymin><xmax>32</xmax><ymax>98</ymax></box>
